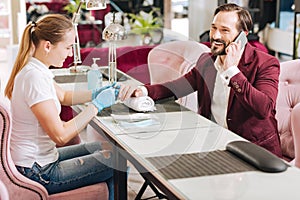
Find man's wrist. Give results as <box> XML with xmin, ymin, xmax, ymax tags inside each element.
<box><xmin>220</xmin><ymin>66</ymin><xmax>240</xmax><ymax>85</ymax></box>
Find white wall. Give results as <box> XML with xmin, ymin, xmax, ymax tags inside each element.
<box><xmin>188</xmin><ymin>0</ymin><xmax>217</xmax><ymax>41</ymax></box>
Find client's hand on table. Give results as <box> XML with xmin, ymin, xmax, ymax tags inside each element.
<box><xmin>92</xmin><ymin>87</ymin><xmax>118</xmax><ymax>112</ymax></box>
<box><xmin>117</xmin><ymin>84</ymin><xmax>145</xmax><ymax>101</ymax></box>
<box><xmin>116</xmin><ymin>84</ymin><xmax>155</xmax><ymax>112</ymax></box>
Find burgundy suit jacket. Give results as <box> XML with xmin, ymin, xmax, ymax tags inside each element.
<box><xmin>145</xmin><ymin>43</ymin><xmax>282</xmax><ymax>157</ymax></box>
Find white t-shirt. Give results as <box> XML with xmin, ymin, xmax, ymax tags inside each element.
<box><xmin>10</xmin><ymin>57</ymin><xmax>61</xmax><ymax>168</ymax></box>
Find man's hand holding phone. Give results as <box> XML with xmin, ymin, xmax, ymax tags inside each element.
<box><xmin>223</xmin><ymin>31</ymin><xmax>248</xmax><ymax>70</ymax></box>
<box><xmin>233</xmin><ymin>31</ymin><xmax>248</xmax><ymax>50</ymax></box>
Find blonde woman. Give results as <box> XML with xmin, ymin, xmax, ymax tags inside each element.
<box><xmin>5</xmin><ymin>14</ymin><xmax>116</xmax><ymax>200</ymax></box>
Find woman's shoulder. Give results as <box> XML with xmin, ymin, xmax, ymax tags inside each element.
<box><xmin>21</xmin><ymin>62</ymin><xmax>48</xmax><ymax>79</ymax></box>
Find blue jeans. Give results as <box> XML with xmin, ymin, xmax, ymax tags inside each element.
<box><xmin>16</xmin><ymin>141</ymin><xmax>114</xmax><ymax>200</ymax></box>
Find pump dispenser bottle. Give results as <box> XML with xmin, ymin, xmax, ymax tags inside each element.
<box><xmin>87</xmin><ymin>58</ymin><xmax>102</xmax><ymax>90</ymax></box>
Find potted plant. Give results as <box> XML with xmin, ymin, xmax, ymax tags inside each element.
<box><xmin>63</xmin><ymin>0</ymin><xmax>87</xmax><ymax>20</ymax></box>
<box><xmin>128</xmin><ymin>7</ymin><xmax>163</xmax><ymax>45</ymax></box>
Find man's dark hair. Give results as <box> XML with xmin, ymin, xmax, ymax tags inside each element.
<box><xmin>214</xmin><ymin>3</ymin><xmax>253</xmax><ymax>32</ymax></box>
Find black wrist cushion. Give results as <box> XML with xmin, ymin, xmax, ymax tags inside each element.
<box><xmin>226</xmin><ymin>141</ymin><xmax>288</xmax><ymax>173</ymax></box>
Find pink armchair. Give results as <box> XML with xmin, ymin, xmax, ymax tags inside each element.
<box><xmin>0</xmin><ymin>96</ymin><xmax>108</xmax><ymax>200</ymax></box>
<box><xmin>0</xmin><ymin>180</ymin><xmax>9</xmax><ymax>200</ymax></box>
<box><xmin>291</xmin><ymin>103</ymin><xmax>300</xmax><ymax>167</ymax></box>
<box><xmin>147</xmin><ymin>41</ymin><xmax>210</xmax><ymax>112</ymax></box>
<box><xmin>276</xmin><ymin>59</ymin><xmax>300</xmax><ymax>160</ymax></box>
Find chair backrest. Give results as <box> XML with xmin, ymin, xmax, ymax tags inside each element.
<box><xmin>276</xmin><ymin>59</ymin><xmax>300</xmax><ymax>160</ymax></box>
<box><xmin>291</xmin><ymin>103</ymin><xmax>300</xmax><ymax>166</ymax></box>
<box><xmin>264</xmin><ymin>24</ymin><xmax>294</xmax><ymax>56</ymax></box>
<box><xmin>147</xmin><ymin>40</ymin><xmax>210</xmax><ymax>112</ymax></box>
<box><xmin>0</xmin><ymin>95</ymin><xmax>48</xmax><ymax>199</ymax></box>
<box><xmin>0</xmin><ymin>180</ymin><xmax>9</xmax><ymax>200</ymax></box>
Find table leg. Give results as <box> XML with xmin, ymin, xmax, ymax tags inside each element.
<box><xmin>135</xmin><ymin>174</ymin><xmax>167</xmax><ymax>200</ymax></box>
<box><xmin>114</xmin><ymin>146</ymin><xmax>128</xmax><ymax>200</ymax></box>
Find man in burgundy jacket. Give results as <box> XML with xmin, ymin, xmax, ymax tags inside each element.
<box><xmin>118</xmin><ymin>3</ymin><xmax>282</xmax><ymax>157</ymax></box>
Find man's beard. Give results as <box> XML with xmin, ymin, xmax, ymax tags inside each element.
<box><xmin>210</xmin><ymin>38</ymin><xmax>228</xmax><ymax>56</ymax></box>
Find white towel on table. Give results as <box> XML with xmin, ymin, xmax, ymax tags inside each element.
<box><xmin>123</xmin><ymin>96</ymin><xmax>156</xmax><ymax>112</ymax></box>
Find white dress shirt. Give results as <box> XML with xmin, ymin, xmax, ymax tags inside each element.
<box><xmin>211</xmin><ymin>57</ymin><xmax>240</xmax><ymax>128</ymax></box>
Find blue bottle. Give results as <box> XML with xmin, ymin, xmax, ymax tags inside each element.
<box><xmin>87</xmin><ymin>58</ymin><xmax>102</xmax><ymax>90</ymax></box>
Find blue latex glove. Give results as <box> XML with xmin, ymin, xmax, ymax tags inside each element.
<box><xmin>91</xmin><ymin>83</ymin><xmax>119</xmax><ymax>100</ymax></box>
<box><xmin>91</xmin><ymin>85</ymin><xmax>112</xmax><ymax>100</ymax></box>
<box><xmin>92</xmin><ymin>87</ymin><xmax>116</xmax><ymax>112</ymax></box>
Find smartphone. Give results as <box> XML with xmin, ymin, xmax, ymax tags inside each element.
<box><xmin>233</xmin><ymin>31</ymin><xmax>248</xmax><ymax>49</ymax></box>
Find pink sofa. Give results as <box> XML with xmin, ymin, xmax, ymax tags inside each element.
<box><xmin>61</xmin><ymin>45</ymin><xmax>154</xmax><ymax>84</ymax></box>
<box><xmin>147</xmin><ymin>41</ymin><xmax>210</xmax><ymax>112</ymax></box>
